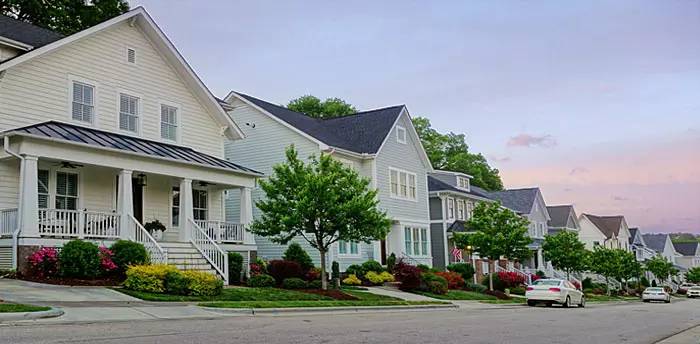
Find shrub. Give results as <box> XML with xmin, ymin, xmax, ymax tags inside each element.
<box><xmin>308</xmin><ymin>280</ymin><xmax>322</xmax><ymax>289</ymax></box>
<box><xmin>465</xmin><ymin>281</ymin><xmax>487</xmax><ymax>292</ymax></box>
<box><xmin>365</xmin><ymin>271</ymin><xmax>394</xmax><ymax>285</ymax></box>
<box><xmin>183</xmin><ymin>270</ymin><xmax>223</xmax><ymax>296</ymax></box>
<box><xmin>435</xmin><ymin>271</ymin><xmax>465</xmax><ymax>290</ymax></box>
<box><xmin>429</xmin><ymin>281</ymin><xmax>448</xmax><ymax>295</ymax></box>
<box><xmin>511</xmin><ymin>286</ymin><xmax>527</xmax><ymax>295</ymax></box>
<box><xmin>124</xmin><ymin>264</ymin><xmax>178</xmax><ymax>293</ymax></box>
<box><xmin>253</xmin><ymin>257</ymin><xmax>268</xmax><ymax>273</ymax></box>
<box><xmin>536</xmin><ymin>270</ymin><xmax>547</xmax><ymax>279</ymax></box>
<box><xmin>593</xmin><ymin>289</ymin><xmax>605</xmax><ymax>295</ymax></box>
<box><xmin>387</xmin><ymin>253</ymin><xmax>396</xmax><ymax>273</ymax></box>
<box><xmin>422</xmin><ymin>272</ymin><xmax>448</xmax><ymax>290</ymax></box>
<box><xmin>345</xmin><ymin>264</ymin><xmax>362</xmax><ymax>278</ymax></box>
<box><xmin>331</xmin><ymin>261</ymin><xmax>340</xmax><ymax>284</ymax></box>
<box><xmin>27</xmin><ymin>247</ymin><xmax>58</xmax><ymax>278</ymax></box>
<box><xmin>582</xmin><ymin>277</ymin><xmax>593</xmax><ymax>290</ymax></box>
<box><xmin>306</xmin><ymin>267</ymin><xmax>322</xmax><ymax>282</ymax></box>
<box><xmin>362</xmin><ymin>260</ymin><xmax>384</xmax><ymax>275</ymax></box>
<box><xmin>249</xmin><ymin>263</ymin><xmax>264</xmax><ymax>275</ymax></box>
<box><xmin>417</xmin><ymin>264</ymin><xmax>430</xmax><ymax>271</ymax></box>
<box><xmin>379</xmin><ymin>271</ymin><xmax>395</xmax><ymax>282</ymax></box>
<box><xmin>110</xmin><ymin>240</ymin><xmax>148</xmax><ymax>275</ymax></box>
<box><xmin>395</xmin><ymin>258</ymin><xmax>422</xmax><ymax>291</ymax></box>
<box><xmin>283</xmin><ymin>243</ymin><xmax>314</xmax><ymax>272</ymax></box>
<box><xmin>583</xmin><ymin>288</ymin><xmax>594</xmax><ymax>294</ymax></box>
<box><xmin>164</xmin><ymin>271</ymin><xmax>189</xmax><ymax>295</ymax></box>
<box><xmin>342</xmin><ymin>274</ymin><xmax>362</xmax><ymax>285</ymax></box>
<box><xmin>98</xmin><ymin>247</ymin><xmax>117</xmax><ymax>274</ymax></box>
<box><xmin>247</xmin><ymin>274</ymin><xmax>275</xmax><ymax>288</ymax></box>
<box><xmin>484</xmin><ymin>290</ymin><xmax>510</xmax><ymax>300</ymax></box>
<box><xmin>641</xmin><ymin>276</ymin><xmax>650</xmax><ymax>287</ymax></box>
<box><xmin>482</xmin><ymin>273</ymin><xmax>504</xmax><ymax>290</ymax></box>
<box><xmin>58</xmin><ymin>240</ymin><xmax>101</xmax><ymax>279</ymax></box>
<box><xmin>446</xmin><ymin>263</ymin><xmax>475</xmax><ymax>280</ymax></box>
<box><xmin>652</xmin><ymin>280</ymin><xmax>657</xmax><ymax>287</ymax></box>
<box><xmin>497</xmin><ymin>272</ymin><xmax>525</xmax><ymax>288</ymax></box>
<box><xmin>227</xmin><ymin>252</ymin><xmax>244</xmax><ymax>284</ymax></box>
<box><xmin>267</xmin><ymin>260</ymin><xmax>303</xmax><ymax>285</ymax></box>
<box><xmin>282</xmin><ymin>278</ymin><xmax>309</xmax><ymax>290</ymax></box>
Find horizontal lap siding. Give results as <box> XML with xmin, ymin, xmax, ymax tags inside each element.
<box><xmin>0</xmin><ymin>160</ymin><xmax>20</xmax><ymax>209</ymax></box>
<box><xmin>0</xmin><ymin>22</ymin><xmax>224</xmax><ymax>158</ymax></box>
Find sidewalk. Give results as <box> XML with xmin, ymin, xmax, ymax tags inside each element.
<box><xmin>0</xmin><ymin>279</ymin><xmax>138</xmax><ymax>304</ymax></box>
<box><xmin>364</xmin><ymin>287</ymin><xmax>442</xmax><ymax>301</ymax></box>
<box><xmin>655</xmin><ymin>325</ymin><xmax>700</xmax><ymax>344</ymax></box>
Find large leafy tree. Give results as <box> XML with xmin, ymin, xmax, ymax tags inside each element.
<box><xmin>645</xmin><ymin>254</ymin><xmax>675</xmax><ymax>285</ymax></box>
<box><xmin>286</xmin><ymin>95</ymin><xmax>357</xmax><ymax>119</ymax></box>
<box><xmin>589</xmin><ymin>248</ymin><xmax>624</xmax><ymax>295</ymax></box>
<box><xmin>1</xmin><ymin>0</ymin><xmax>130</xmax><ymax>35</ymax></box>
<box><xmin>685</xmin><ymin>267</ymin><xmax>700</xmax><ymax>284</ymax></box>
<box><xmin>250</xmin><ymin>146</ymin><xmax>392</xmax><ymax>289</ymax></box>
<box><xmin>453</xmin><ymin>201</ymin><xmax>532</xmax><ymax>291</ymax></box>
<box><xmin>616</xmin><ymin>250</ymin><xmax>640</xmax><ymax>289</ymax></box>
<box><xmin>542</xmin><ymin>231</ymin><xmax>588</xmax><ymax>281</ymax></box>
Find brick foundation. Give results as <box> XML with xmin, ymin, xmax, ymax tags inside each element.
<box><xmin>17</xmin><ymin>245</ymin><xmax>41</xmax><ymax>275</ymax></box>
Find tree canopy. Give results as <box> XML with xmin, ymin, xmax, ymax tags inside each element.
<box><xmin>286</xmin><ymin>95</ymin><xmax>357</xmax><ymax>119</ymax></box>
<box><xmin>453</xmin><ymin>200</ymin><xmax>532</xmax><ymax>290</ymax></box>
<box><xmin>250</xmin><ymin>145</ymin><xmax>392</xmax><ymax>289</ymax></box>
<box><xmin>1</xmin><ymin>0</ymin><xmax>130</xmax><ymax>35</ymax></box>
<box><xmin>589</xmin><ymin>248</ymin><xmax>626</xmax><ymax>295</ymax></box>
<box><xmin>644</xmin><ymin>254</ymin><xmax>675</xmax><ymax>283</ymax></box>
<box><xmin>685</xmin><ymin>267</ymin><xmax>700</xmax><ymax>284</ymax></box>
<box><xmin>542</xmin><ymin>231</ymin><xmax>588</xmax><ymax>280</ymax></box>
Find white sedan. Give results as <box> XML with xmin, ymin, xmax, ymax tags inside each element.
<box><xmin>642</xmin><ymin>287</ymin><xmax>671</xmax><ymax>303</ymax></box>
<box><xmin>687</xmin><ymin>286</ymin><xmax>700</xmax><ymax>298</ymax></box>
<box><xmin>526</xmin><ymin>279</ymin><xmax>585</xmax><ymax>308</ymax></box>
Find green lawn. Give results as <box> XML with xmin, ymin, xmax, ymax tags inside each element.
<box><xmin>339</xmin><ymin>286</ymin><xmax>368</xmax><ymax>291</ymax></box>
<box><xmin>587</xmin><ymin>295</ymin><xmax>639</xmax><ymax>302</ymax></box>
<box><xmin>414</xmin><ymin>290</ymin><xmax>498</xmax><ymax>301</ymax></box>
<box><xmin>113</xmin><ymin>287</ymin><xmax>331</xmax><ymax>302</ymax></box>
<box><xmin>480</xmin><ymin>299</ymin><xmax>527</xmax><ymax>304</ymax></box>
<box><xmin>0</xmin><ymin>303</ymin><xmax>51</xmax><ymax>313</ymax></box>
<box><xmin>198</xmin><ymin>301</ymin><xmax>449</xmax><ymax>309</ymax></box>
<box><xmin>344</xmin><ymin>290</ymin><xmax>401</xmax><ymax>301</ymax></box>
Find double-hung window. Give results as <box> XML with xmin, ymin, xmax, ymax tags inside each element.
<box><xmin>72</xmin><ymin>82</ymin><xmax>94</xmax><ymax>123</ymax></box>
<box><xmin>457</xmin><ymin>200</ymin><xmax>465</xmax><ymax>220</ymax></box>
<box><xmin>467</xmin><ymin>202</ymin><xmax>473</xmax><ymax>219</ymax></box>
<box><xmin>160</xmin><ymin>104</ymin><xmax>178</xmax><ymax>141</ymax></box>
<box><xmin>55</xmin><ymin>172</ymin><xmax>78</xmax><ymax>210</ymax></box>
<box><xmin>193</xmin><ymin>189</ymin><xmax>207</xmax><ymax>221</ymax></box>
<box><xmin>447</xmin><ymin>198</ymin><xmax>455</xmax><ymax>219</ymax></box>
<box><xmin>172</xmin><ymin>187</ymin><xmax>180</xmax><ymax>227</ymax></box>
<box><xmin>389</xmin><ymin>168</ymin><xmax>416</xmax><ymax>201</ymax></box>
<box><xmin>38</xmin><ymin>170</ymin><xmax>50</xmax><ymax>209</ymax></box>
<box><xmin>404</xmin><ymin>227</ymin><xmax>428</xmax><ymax>256</ymax></box>
<box><xmin>119</xmin><ymin>94</ymin><xmax>139</xmax><ymax>133</ymax></box>
<box><xmin>338</xmin><ymin>240</ymin><xmax>359</xmax><ymax>256</ymax></box>
<box><xmin>457</xmin><ymin>176</ymin><xmax>470</xmax><ymax>189</ymax></box>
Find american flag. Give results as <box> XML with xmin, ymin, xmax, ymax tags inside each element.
<box><xmin>451</xmin><ymin>247</ymin><xmax>462</xmax><ymax>261</ymax></box>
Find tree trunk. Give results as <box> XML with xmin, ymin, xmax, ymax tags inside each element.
<box><xmin>566</xmin><ymin>269</ymin><xmax>570</xmax><ymax>282</ymax></box>
<box><xmin>605</xmin><ymin>276</ymin><xmax>610</xmax><ymax>296</ymax></box>
<box><xmin>489</xmin><ymin>261</ymin><xmax>494</xmax><ymax>291</ymax></box>
<box><xmin>320</xmin><ymin>250</ymin><xmax>327</xmax><ymax>290</ymax></box>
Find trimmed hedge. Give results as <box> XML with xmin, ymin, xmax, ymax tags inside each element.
<box><xmin>58</xmin><ymin>240</ymin><xmax>102</xmax><ymax>279</ymax></box>
<box><xmin>267</xmin><ymin>260</ymin><xmax>303</xmax><ymax>285</ymax></box>
<box><xmin>110</xmin><ymin>240</ymin><xmax>149</xmax><ymax>275</ymax></box>
<box><xmin>228</xmin><ymin>252</ymin><xmax>244</xmax><ymax>284</ymax></box>
<box><xmin>124</xmin><ymin>265</ymin><xmax>223</xmax><ymax>296</ymax></box>
<box><xmin>283</xmin><ymin>243</ymin><xmax>314</xmax><ymax>272</ymax></box>
<box><xmin>247</xmin><ymin>274</ymin><xmax>275</xmax><ymax>288</ymax></box>
<box><xmin>281</xmin><ymin>278</ymin><xmax>309</xmax><ymax>290</ymax></box>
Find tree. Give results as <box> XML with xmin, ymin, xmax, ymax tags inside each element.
<box><xmin>412</xmin><ymin>117</ymin><xmax>504</xmax><ymax>191</ymax></box>
<box><xmin>250</xmin><ymin>145</ymin><xmax>392</xmax><ymax>290</ymax></box>
<box><xmin>616</xmin><ymin>250</ymin><xmax>639</xmax><ymax>289</ymax></box>
<box><xmin>685</xmin><ymin>267</ymin><xmax>700</xmax><ymax>284</ymax></box>
<box><xmin>589</xmin><ymin>248</ymin><xmax>624</xmax><ymax>295</ymax></box>
<box><xmin>1</xmin><ymin>0</ymin><xmax>130</xmax><ymax>35</ymax></box>
<box><xmin>286</xmin><ymin>95</ymin><xmax>357</xmax><ymax>119</ymax></box>
<box><xmin>645</xmin><ymin>254</ymin><xmax>675</xmax><ymax>285</ymax></box>
<box><xmin>453</xmin><ymin>201</ymin><xmax>532</xmax><ymax>291</ymax></box>
<box><xmin>542</xmin><ymin>231</ymin><xmax>588</xmax><ymax>280</ymax></box>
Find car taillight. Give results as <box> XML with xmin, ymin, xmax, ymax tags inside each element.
<box><xmin>549</xmin><ymin>287</ymin><xmax>561</xmax><ymax>292</ymax></box>
<box><xmin>526</xmin><ymin>287</ymin><xmax>533</xmax><ymax>291</ymax></box>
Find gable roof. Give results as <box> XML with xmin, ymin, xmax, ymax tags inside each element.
<box><xmin>447</xmin><ymin>220</ymin><xmax>467</xmax><ymax>233</ymax></box>
<box><xmin>488</xmin><ymin>188</ymin><xmax>539</xmax><ymax>214</ymax></box>
<box><xmin>2</xmin><ymin>121</ymin><xmax>262</xmax><ymax>176</ymax></box>
<box><xmin>672</xmin><ymin>242</ymin><xmax>699</xmax><ymax>256</ymax></box>
<box><xmin>427</xmin><ymin>175</ymin><xmax>493</xmax><ymax>200</ymax></box>
<box><xmin>583</xmin><ymin>214</ymin><xmax>623</xmax><ymax>239</ymax></box>
<box><xmin>547</xmin><ymin>205</ymin><xmax>573</xmax><ymax>228</ymax></box>
<box><xmin>643</xmin><ymin>234</ymin><xmax>669</xmax><ymax>253</ymax></box>
<box><xmin>0</xmin><ymin>7</ymin><xmax>244</xmax><ymax>141</ymax></box>
<box><xmin>0</xmin><ymin>15</ymin><xmax>64</xmax><ymax>49</ymax></box>
<box><xmin>629</xmin><ymin>227</ymin><xmax>639</xmax><ymax>245</ymax></box>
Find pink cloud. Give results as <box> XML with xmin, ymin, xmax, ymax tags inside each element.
<box><xmin>489</xmin><ymin>155</ymin><xmax>511</xmax><ymax>163</ymax></box>
<box><xmin>507</xmin><ymin>134</ymin><xmax>557</xmax><ymax>148</ymax></box>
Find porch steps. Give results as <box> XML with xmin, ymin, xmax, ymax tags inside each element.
<box><xmin>159</xmin><ymin>242</ymin><xmax>218</xmax><ymax>276</ymax></box>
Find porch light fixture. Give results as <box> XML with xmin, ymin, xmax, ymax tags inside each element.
<box><xmin>136</xmin><ymin>173</ymin><xmax>147</xmax><ymax>186</ymax></box>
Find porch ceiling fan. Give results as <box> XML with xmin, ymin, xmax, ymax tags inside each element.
<box><xmin>54</xmin><ymin>161</ymin><xmax>84</xmax><ymax>169</ymax></box>
<box><xmin>198</xmin><ymin>181</ymin><xmax>215</xmax><ymax>187</ymax></box>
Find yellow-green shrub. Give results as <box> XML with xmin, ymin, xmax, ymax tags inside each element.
<box><xmin>343</xmin><ymin>273</ymin><xmax>362</xmax><ymax>285</ymax></box>
<box><xmin>124</xmin><ymin>264</ymin><xmax>178</xmax><ymax>293</ymax></box>
<box><xmin>182</xmin><ymin>270</ymin><xmax>223</xmax><ymax>296</ymax></box>
<box><xmin>365</xmin><ymin>271</ymin><xmax>396</xmax><ymax>284</ymax></box>
<box><xmin>379</xmin><ymin>271</ymin><xmax>395</xmax><ymax>282</ymax></box>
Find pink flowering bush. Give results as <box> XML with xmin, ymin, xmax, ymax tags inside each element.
<box><xmin>99</xmin><ymin>247</ymin><xmax>118</xmax><ymax>273</ymax></box>
<box><xmin>28</xmin><ymin>247</ymin><xmax>58</xmax><ymax>278</ymax></box>
<box><xmin>249</xmin><ymin>263</ymin><xmax>264</xmax><ymax>275</ymax></box>
<box><xmin>496</xmin><ymin>271</ymin><xmax>526</xmax><ymax>288</ymax></box>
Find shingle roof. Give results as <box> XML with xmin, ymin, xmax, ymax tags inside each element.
<box><xmin>583</xmin><ymin>214</ymin><xmax>623</xmax><ymax>239</ymax></box>
<box><xmin>447</xmin><ymin>220</ymin><xmax>467</xmax><ymax>233</ymax></box>
<box><xmin>234</xmin><ymin>92</ymin><xmax>404</xmax><ymax>154</ymax></box>
<box><xmin>3</xmin><ymin>121</ymin><xmax>262</xmax><ymax>175</ymax></box>
<box><xmin>629</xmin><ymin>228</ymin><xmax>639</xmax><ymax>245</ymax></box>
<box><xmin>547</xmin><ymin>205</ymin><xmax>573</xmax><ymax>228</ymax></box>
<box><xmin>643</xmin><ymin>234</ymin><xmax>669</xmax><ymax>253</ymax></box>
<box><xmin>673</xmin><ymin>242</ymin><xmax>699</xmax><ymax>256</ymax></box>
<box><xmin>488</xmin><ymin>188</ymin><xmax>539</xmax><ymax>214</ymax></box>
<box><xmin>0</xmin><ymin>15</ymin><xmax>64</xmax><ymax>48</ymax></box>
<box><xmin>427</xmin><ymin>176</ymin><xmax>493</xmax><ymax>200</ymax></box>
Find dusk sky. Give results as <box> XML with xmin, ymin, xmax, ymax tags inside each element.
<box><xmin>133</xmin><ymin>0</ymin><xmax>700</xmax><ymax>233</ymax></box>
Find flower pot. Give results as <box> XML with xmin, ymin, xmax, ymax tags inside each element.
<box><xmin>152</xmin><ymin>229</ymin><xmax>163</xmax><ymax>241</ymax></box>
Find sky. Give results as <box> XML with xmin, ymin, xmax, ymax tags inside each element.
<box><xmin>132</xmin><ymin>0</ymin><xmax>700</xmax><ymax>233</ymax></box>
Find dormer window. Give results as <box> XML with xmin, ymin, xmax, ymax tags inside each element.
<box><xmin>396</xmin><ymin>126</ymin><xmax>406</xmax><ymax>144</ymax></box>
<box><xmin>457</xmin><ymin>176</ymin><xmax>470</xmax><ymax>190</ymax></box>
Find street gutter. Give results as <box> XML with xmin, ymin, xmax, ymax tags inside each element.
<box><xmin>199</xmin><ymin>303</ymin><xmax>459</xmax><ymax>316</ymax></box>
<box><xmin>0</xmin><ymin>308</ymin><xmax>64</xmax><ymax>322</ymax></box>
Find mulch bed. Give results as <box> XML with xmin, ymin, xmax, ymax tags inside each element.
<box><xmin>11</xmin><ymin>274</ymin><xmax>123</xmax><ymax>287</ymax></box>
<box><xmin>297</xmin><ymin>289</ymin><xmax>360</xmax><ymax>301</ymax></box>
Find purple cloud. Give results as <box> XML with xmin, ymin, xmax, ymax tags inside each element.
<box><xmin>569</xmin><ymin>167</ymin><xmax>588</xmax><ymax>176</ymax></box>
<box><xmin>489</xmin><ymin>155</ymin><xmax>512</xmax><ymax>163</ymax></box>
<box><xmin>507</xmin><ymin>134</ymin><xmax>557</xmax><ymax>148</ymax></box>
<box><xmin>612</xmin><ymin>196</ymin><xmax>629</xmax><ymax>201</ymax></box>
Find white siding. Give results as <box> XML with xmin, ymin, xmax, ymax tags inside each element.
<box><xmin>0</xmin><ymin>21</ymin><xmax>224</xmax><ymax>157</ymax></box>
<box><xmin>578</xmin><ymin>216</ymin><xmax>608</xmax><ymax>250</ymax></box>
<box><xmin>0</xmin><ymin>160</ymin><xmax>20</xmax><ymax>209</ymax></box>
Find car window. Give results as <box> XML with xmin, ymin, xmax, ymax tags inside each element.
<box><xmin>690</xmin><ymin>287</ymin><xmax>700</xmax><ymax>290</ymax></box>
<box><xmin>646</xmin><ymin>288</ymin><xmax>663</xmax><ymax>292</ymax></box>
<box><xmin>533</xmin><ymin>280</ymin><xmax>561</xmax><ymax>286</ymax></box>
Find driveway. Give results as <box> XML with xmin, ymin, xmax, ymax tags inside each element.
<box><xmin>0</xmin><ymin>279</ymin><xmax>139</xmax><ymax>304</ymax></box>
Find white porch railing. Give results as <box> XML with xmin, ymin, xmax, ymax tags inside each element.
<box><xmin>194</xmin><ymin>220</ymin><xmax>244</xmax><ymax>243</ymax></box>
<box><xmin>0</xmin><ymin>208</ymin><xmax>18</xmax><ymax>236</ymax></box>
<box><xmin>38</xmin><ymin>209</ymin><xmax>120</xmax><ymax>239</ymax></box>
<box><xmin>188</xmin><ymin>218</ymin><xmax>229</xmax><ymax>284</ymax></box>
<box><xmin>400</xmin><ymin>252</ymin><xmax>422</xmax><ymax>266</ymax></box>
<box><xmin>129</xmin><ymin>215</ymin><xmax>168</xmax><ymax>265</ymax></box>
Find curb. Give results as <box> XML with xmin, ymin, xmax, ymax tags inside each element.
<box><xmin>654</xmin><ymin>324</ymin><xmax>700</xmax><ymax>343</ymax></box>
<box><xmin>0</xmin><ymin>309</ymin><xmax>64</xmax><ymax>322</ymax></box>
<box><xmin>200</xmin><ymin>303</ymin><xmax>458</xmax><ymax>316</ymax></box>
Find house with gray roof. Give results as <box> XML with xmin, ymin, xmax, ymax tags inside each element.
<box><xmin>672</xmin><ymin>241</ymin><xmax>700</xmax><ymax>272</ymax></box>
<box><xmin>223</xmin><ymin>92</ymin><xmax>434</xmax><ymax>270</ymax></box>
<box><xmin>578</xmin><ymin>214</ymin><xmax>632</xmax><ymax>252</ymax></box>
<box><xmin>546</xmin><ymin>205</ymin><xmax>580</xmax><ymax>234</ymax></box>
<box><xmin>644</xmin><ymin>233</ymin><xmax>686</xmax><ymax>282</ymax></box>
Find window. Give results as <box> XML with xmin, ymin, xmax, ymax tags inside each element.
<box><xmin>457</xmin><ymin>176</ymin><xmax>470</xmax><ymax>190</ymax></box>
<box><xmin>528</xmin><ymin>223</ymin><xmax>535</xmax><ymax>237</ymax></box>
<box><xmin>126</xmin><ymin>47</ymin><xmax>136</xmax><ymax>64</ymax></box>
<box><xmin>457</xmin><ymin>200</ymin><xmax>465</xmax><ymax>220</ymax></box>
<box><xmin>55</xmin><ymin>172</ymin><xmax>78</xmax><ymax>210</ymax></box>
<box><xmin>467</xmin><ymin>202</ymin><xmax>474</xmax><ymax>219</ymax></box>
<box><xmin>119</xmin><ymin>94</ymin><xmax>139</xmax><ymax>133</ymax></box>
<box><xmin>396</xmin><ymin>126</ymin><xmax>406</xmax><ymax>144</ymax></box>
<box><xmin>338</xmin><ymin>240</ymin><xmax>359</xmax><ymax>256</ymax></box>
<box><xmin>447</xmin><ymin>198</ymin><xmax>455</xmax><ymax>219</ymax></box>
<box><xmin>172</xmin><ymin>187</ymin><xmax>180</xmax><ymax>227</ymax></box>
<box><xmin>160</xmin><ymin>104</ymin><xmax>178</xmax><ymax>141</ymax></box>
<box><xmin>38</xmin><ymin>169</ymin><xmax>50</xmax><ymax>209</ymax></box>
<box><xmin>404</xmin><ymin>227</ymin><xmax>428</xmax><ymax>256</ymax></box>
<box><xmin>389</xmin><ymin>168</ymin><xmax>417</xmax><ymax>201</ymax></box>
<box><xmin>538</xmin><ymin>222</ymin><xmax>545</xmax><ymax>237</ymax></box>
<box><xmin>482</xmin><ymin>261</ymin><xmax>489</xmax><ymax>274</ymax></box>
<box><xmin>193</xmin><ymin>189</ymin><xmax>207</xmax><ymax>221</ymax></box>
<box><xmin>593</xmin><ymin>241</ymin><xmax>601</xmax><ymax>247</ymax></box>
<box><xmin>71</xmin><ymin>82</ymin><xmax>94</xmax><ymax>123</ymax></box>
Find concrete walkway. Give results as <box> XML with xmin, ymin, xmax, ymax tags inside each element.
<box><xmin>0</xmin><ymin>279</ymin><xmax>139</xmax><ymax>304</ymax></box>
<box><xmin>365</xmin><ymin>287</ymin><xmax>442</xmax><ymax>301</ymax></box>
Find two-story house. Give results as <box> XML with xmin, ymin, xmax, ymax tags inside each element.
<box><xmin>578</xmin><ymin>214</ymin><xmax>631</xmax><ymax>252</ymax></box>
<box><xmin>222</xmin><ymin>92</ymin><xmax>434</xmax><ymax>270</ymax></box>
<box><xmin>672</xmin><ymin>241</ymin><xmax>700</xmax><ymax>274</ymax></box>
<box><xmin>0</xmin><ymin>8</ymin><xmax>261</xmax><ymax>284</ymax></box>
<box><xmin>546</xmin><ymin>205</ymin><xmax>581</xmax><ymax>234</ymax></box>
<box><xmin>643</xmin><ymin>233</ymin><xmax>685</xmax><ymax>283</ymax></box>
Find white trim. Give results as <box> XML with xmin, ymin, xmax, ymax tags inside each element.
<box><xmin>0</xmin><ymin>36</ymin><xmax>33</xmax><ymax>51</ymax></box>
<box><xmin>115</xmin><ymin>87</ymin><xmax>143</xmax><ymax>136</ymax></box>
<box><xmin>371</xmin><ymin>159</ymin><xmax>378</xmax><ymax>189</ymax></box>
<box><xmin>158</xmin><ymin>99</ymin><xmax>183</xmax><ymax>144</ymax></box>
<box><xmin>430</xmin><ymin>190</ymin><xmax>493</xmax><ymax>203</ymax></box>
<box><xmin>446</xmin><ymin>197</ymin><xmax>455</xmax><ymax>220</ymax></box>
<box><xmin>434</xmin><ymin>169</ymin><xmax>473</xmax><ymax>178</ymax></box>
<box><xmin>396</xmin><ymin>125</ymin><xmax>407</xmax><ymax>144</ymax></box>
<box><xmin>337</xmin><ymin>240</ymin><xmax>362</xmax><ymax>258</ymax></box>
<box><xmin>388</xmin><ymin>166</ymin><xmax>417</xmax><ymax>202</ymax></box>
<box><xmin>457</xmin><ymin>199</ymin><xmax>465</xmax><ymax>220</ymax></box>
<box><xmin>374</xmin><ymin>107</ymin><xmax>434</xmax><ymax>172</ymax></box>
<box><xmin>67</xmin><ymin>73</ymin><xmax>100</xmax><ymax>127</ymax></box>
<box><xmin>124</xmin><ymin>45</ymin><xmax>137</xmax><ymax>65</ymax></box>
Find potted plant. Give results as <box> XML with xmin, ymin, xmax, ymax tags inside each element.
<box><xmin>144</xmin><ymin>219</ymin><xmax>166</xmax><ymax>240</ymax></box>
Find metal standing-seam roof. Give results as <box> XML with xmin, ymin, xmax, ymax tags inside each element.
<box><xmin>3</xmin><ymin>121</ymin><xmax>262</xmax><ymax>175</ymax></box>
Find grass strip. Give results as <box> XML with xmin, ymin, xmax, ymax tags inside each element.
<box><xmin>414</xmin><ymin>290</ymin><xmax>498</xmax><ymax>301</ymax></box>
<box><xmin>198</xmin><ymin>300</ymin><xmax>449</xmax><ymax>308</ymax></box>
<box><xmin>111</xmin><ymin>287</ymin><xmax>331</xmax><ymax>302</ymax></box>
<box><xmin>0</xmin><ymin>303</ymin><xmax>51</xmax><ymax>313</ymax></box>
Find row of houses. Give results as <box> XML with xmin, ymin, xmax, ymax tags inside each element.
<box><xmin>0</xmin><ymin>8</ymin><xmax>694</xmax><ymax>286</ymax></box>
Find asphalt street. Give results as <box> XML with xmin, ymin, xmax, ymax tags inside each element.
<box><xmin>1</xmin><ymin>299</ymin><xmax>699</xmax><ymax>344</ymax></box>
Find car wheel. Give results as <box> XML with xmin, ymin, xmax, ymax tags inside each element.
<box><xmin>527</xmin><ymin>300</ymin><xmax>536</xmax><ymax>307</ymax></box>
<box><xmin>546</xmin><ymin>302</ymin><xmax>553</xmax><ymax>307</ymax></box>
<box><xmin>643</xmin><ymin>299</ymin><xmax>650</xmax><ymax>303</ymax></box>
<box><xmin>563</xmin><ymin>296</ymin><xmax>571</xmax><ymax>308</ymax></box>
<box><xmin>665</xmin><ymin>298</ymin><xmax>671</xmax><ymax>303</ymax></box>
<box><xmin>578</xmin><ymin>296</ymin><xmax>586</xmax><ymax>308</ymax></box>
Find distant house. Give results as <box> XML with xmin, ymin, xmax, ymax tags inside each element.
<box><xmin>644</xmin><ymin>233</ymin><xmax>685</xmax><ymax>282</ymax></box>
<box><xmin>578</xmin><ymin>214</ymin><xmax>632</xmax><ymax>251</ymax></box>
<box><xmin>672</xmin><ymin>241</ymin><xmax>700</xmax><ymax>272</ymax></box>
<box><xmin>546</xmin><ymin>205</ymin><xmax>581</xmax><ymax>234</ymax></box>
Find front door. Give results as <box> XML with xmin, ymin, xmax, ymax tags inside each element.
<box><xmin>132</xmin><ymin>179</ymin><xmax>143</xmax><ymax>224</ymax></box>
<box><xmin>380</xmin><ymin>240</ymin><xmax>387</xmax><ymax>265</ymax></box>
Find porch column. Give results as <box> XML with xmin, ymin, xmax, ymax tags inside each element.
<box><xmin>117</xmin><ymin>170</ymin><xmax>133</xmax><ymax>239</ymax></box>
<box><xmin>19</xmin><ymin>155</ymin><xmax>39</xmax><ymax>237</ymax></box>
<box><xmin>178</xmin><ymin>178</ymin><xmax>193</xmax><ymax>242</ymax></box>
<box><xmin>536</xmin><ymin>248</ymin><xmax>544</xmax><ymax>271</ymax></box>
<box><xmin>239</xmin><ymin>186</ymin><xmax>255</xmax><ymax>245</ymax></box>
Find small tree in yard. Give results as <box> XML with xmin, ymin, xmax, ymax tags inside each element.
<box><xmin>685</xmin><ymin>267</ymin><xmax>700</xmax><ymax>284</ymax></box>
<box><xmin>616</xmin><ymin>250</ymin><xmax>639</xmax><ymax>289</ymax></box>
<box><xmin>542</xmin><ymin>231</ymin><xmax>588</xmax><ymax>281</ymax></box>
<box><xmin>453</xmin><ymin>201</ymin><xmax>532</xmax><ymax>291</ymax></box>
<box><xmin>645</xmin><ymin>254</ymin><xmax>675</xmax><ymax>285</ymax></box>
<box><xmin>589</xmin><ymin>248</ymin><xmax>630</xmax><ymax>295</ymax></box>
<box><xmin>250</xmin><ymin>146</ymin><xmax>392</xmax><ymax>290</ymax></box>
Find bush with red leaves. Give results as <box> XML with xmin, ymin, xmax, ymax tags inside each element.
<box><xmin>394</xmin><ymin>258</ymin><xmax>422</xmax><ymax>291</ymax></box>
<box><xmin>435</xmin><ymin>271</ymin><xmax>465</xmax><ymax>290</ymax></box>
<box><xmin>496</xmin><ymin>272</ymin><xmax>525</xmax><ymax>288</ymax></box>
<box><xmin>267</xmin><ymin>260</ymin><xmax>303</xmax><ymax>285</ymax></box>
<box><xmin>483</xmin><ymin>290</ymin><xmax>511</xmax><ymax>300</ymax></box>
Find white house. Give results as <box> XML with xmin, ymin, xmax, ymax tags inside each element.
<box><xmin>578</xmin><ymin>214</ymin><xmax>632</xmax><ymax>252</ymax></box>
<box><xmin>0</xmin><ymin>8</ymin><xmax>261</xmax><ymax>283</ymax></box>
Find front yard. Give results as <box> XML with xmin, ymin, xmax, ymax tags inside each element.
<box><xmin>413</xmin><ymin>290</ymin><xmax>498</xmax><ymax>301</ymax></box>
<box><xmin>0</xmin><ymin>303</ymin><xmax>51</xmax><ymax>313</ymax></box>
<box><xmin>199</xmin><ymin>300</ymin><xmax>448</xmax><ymax>309</ymax></box>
